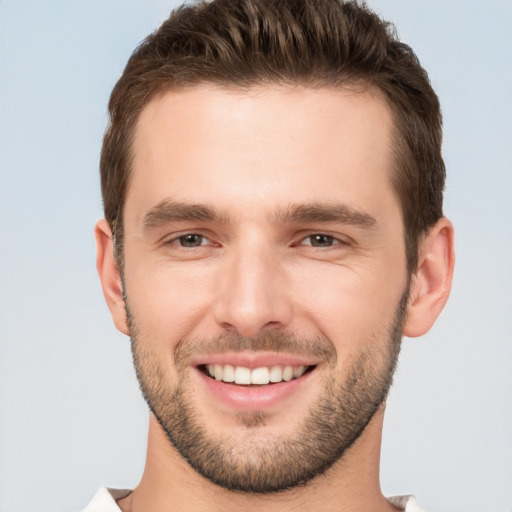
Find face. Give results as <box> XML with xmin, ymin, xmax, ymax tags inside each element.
<box><xmin>122</xmin><ymin>85</ymin><xmax>410</xmax><ymax>492</ymax></box>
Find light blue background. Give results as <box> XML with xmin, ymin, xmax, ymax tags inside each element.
<box><xmin>1</xmin><ymin>1</ymin><xmax>511</xmax><ymax>511</ymax></box>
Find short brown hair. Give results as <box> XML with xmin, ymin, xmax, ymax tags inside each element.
<box><xmin>101</xmin><ymin>0</ymin><xmax>445</xmax><ymax>273</ymax></box>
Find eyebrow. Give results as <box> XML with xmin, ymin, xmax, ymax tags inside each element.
<box><xmin>271</xmin><ymin>203</ymin><xmax>377</xmax><ymax>228</ymax></box>
<box><xmin>143</xmin><ymin>199</ymin><xmax>377</xmax><ymax>230</ymax></box>
<box><xmin>143</xmin><ymin>200</ymin><xmax>228</xmax><ymax>229</ymax></box>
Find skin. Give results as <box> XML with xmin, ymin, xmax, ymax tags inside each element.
<box><xmin>96</xmin><ymin>85</ymin><xmax>454</xmax><ymax>512</ymax></box>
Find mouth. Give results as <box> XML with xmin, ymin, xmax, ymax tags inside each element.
<box><xmin>192</xmin><ymin>352</ymin><xmax>320</xmax><ymax>410</ymax></box>
<box><xmin>199</xmin><ymin>363</ymin><xmax>316</xmax><ymax>386</ymax></box>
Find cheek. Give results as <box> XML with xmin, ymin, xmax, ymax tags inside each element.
<box><xmin>124</xmin><ymin>244</ymin><xmax>408</xmax><ymax>353</ymax></box>
<box><xmin>125</xmin><ymin>261</ymin><xmax>217</xmax><ymax>345</ymax></box>
<box><xmin>289</xmin><ymin>262</ymin><xmax>406</xmax><ymax>351</ymax></box>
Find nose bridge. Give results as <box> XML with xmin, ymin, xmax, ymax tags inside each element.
<box><xmin>214</xmin><ymin>235</ymin><xmax>291</xmax><ymax>337</ymax></box>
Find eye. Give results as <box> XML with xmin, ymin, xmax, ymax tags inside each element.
<box><xmin>302</xmin><ymin>234</ymin><xmax>338</xmax><ymax>247</ymax></box>
<box><xmin>175</xmin><ymin>234</ymin><xmax>209</xmax><ymax>248</ymax></box>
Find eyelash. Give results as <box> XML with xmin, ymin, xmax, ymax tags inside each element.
<box><xmin>165</xmin><ymin>233</ymin><xmax>217</xmax><ymax>249</ymax></box>
<box><xmin>297</xmin><ymin>234</ymin><xmax>347</xmax><ymax>248</ymax></box>
<box><xmin>164</xmin><ymin>232</ymin><xmax>350</xmax><ymax>250</ymax></box>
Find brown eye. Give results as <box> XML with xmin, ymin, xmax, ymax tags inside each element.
<box><xmin>307</xmin><ymin>234</ymin><xmax>336</xmax><ymax>247</ymax></box>
<box><xmin>178</xmin><ymin>234</ymin><xmax>206</xmax><ymax>247</ymax></box>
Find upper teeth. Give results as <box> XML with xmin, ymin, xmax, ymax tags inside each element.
<box><xmin>207</xmin><ymin>364</ymin><xmax>307</xmax><ymax>385</ymax></box>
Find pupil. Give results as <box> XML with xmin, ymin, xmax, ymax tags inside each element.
<box><xmin>180</xmin><ymin>234</ymin><xmax>202</xmax><ymax>247</ymax></box>
<box><xmin>311</xmin><ymin>235</ymin><xmax>333</xmax><ymax>247</ymax></box>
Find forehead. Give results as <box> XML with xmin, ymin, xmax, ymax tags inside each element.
<box><xmin>126</xmin><ymin>84</ymin><xmax>396</xmax><ymax>224</ymax></box>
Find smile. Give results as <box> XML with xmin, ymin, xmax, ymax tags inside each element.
<box><xmin>203</xmin><ymin>364</ymin><xmax>314</xmax><ymax>385</ymax></box>
<box><xmin>191</xmin><ymin>351</ymin><xmax>321</xmax><ymax>409</ymax></box>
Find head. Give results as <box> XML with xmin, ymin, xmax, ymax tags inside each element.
<box><xmin>100</xmin><ymin>0</ymin><xmax>445</xmax><ymax>275</ymax></box>
<box><xmin>96</xmin><ymin>0</ymin><xmax>454</xmax><ymax>496</ymax></box>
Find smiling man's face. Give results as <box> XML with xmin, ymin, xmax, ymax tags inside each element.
<box><xmin>116</xmin><ymin>85</ymin><xmax>410</xmax><ymax>492</ymax></box>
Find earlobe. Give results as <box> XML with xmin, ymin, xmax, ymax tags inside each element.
<box><xmin>95</xmin><ymin>219</ymin><xmax>129</xmax><ymax>335</ymax></box>
<box><xmin>403</xmin><ymin>217</ymin><xmax>455</xmax><ymax>338</ymax></box>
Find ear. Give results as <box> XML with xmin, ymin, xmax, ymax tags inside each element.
<box><xmin>95</xmin><ymin>219</ymin><xmax>129</xmax><ymax>335</ymax></box>
<box><xmin>403</xmin><ymin>217</ymin><xmax>455</xmax><ymax>337</ymax></box>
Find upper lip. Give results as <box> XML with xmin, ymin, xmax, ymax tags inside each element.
<box><xmin>191</xmin><ymin>351</ymin><xmax>320</xmax><ymax>369</ymax></box>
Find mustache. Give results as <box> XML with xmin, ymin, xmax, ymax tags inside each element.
<box><xmin>174</xmin><ymin>331</ymin><xmax>336</xmax><ymax>368</ymax></box>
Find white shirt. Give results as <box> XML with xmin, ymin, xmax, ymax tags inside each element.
<box><xmin>81</xmin><ymin>487</ymin><xmax>425</xmax><ymax>511</ymax></box>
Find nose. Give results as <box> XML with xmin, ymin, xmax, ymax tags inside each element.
<box><xmin>213</xmin><ymin>242</ymin><xmax>293</xmax><ymax>338</ymax></box>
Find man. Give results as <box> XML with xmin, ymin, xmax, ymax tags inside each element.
<box><xmin>86</xmin><ymin>0</ymin><xmax>454</xmax><ymax>510</ymax></box>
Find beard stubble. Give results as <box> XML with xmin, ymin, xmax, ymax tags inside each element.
<box><xmin>126</xmin><ymin>286</ymin><xmax>409</xmax><ymax>494</ymax></box>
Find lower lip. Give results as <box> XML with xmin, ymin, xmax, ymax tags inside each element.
<box><xmin>195</xmin><ymin>368</ymin><xmax>315</xmax><ymax>410</ymax></box>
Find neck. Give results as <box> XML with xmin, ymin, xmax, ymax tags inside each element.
<box><xmin>118</xmin><ymin>406</ymin><xmax>398</xmax><ymax>512</ymax></box>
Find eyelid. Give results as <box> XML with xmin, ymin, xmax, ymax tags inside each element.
<box><xmin>162</xmin><ymin>231</ymin><xmax>217</xmax><ymax>248</ymax></box>
<box><xmin>159</xmin><ymin>229</ymin><xmax>351</xmax><ymax>248</ymax></box>
<box><xmin>296</xmin><ymin>232</ymin><xmax>352</xmax><ymax>247</ymax></box>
